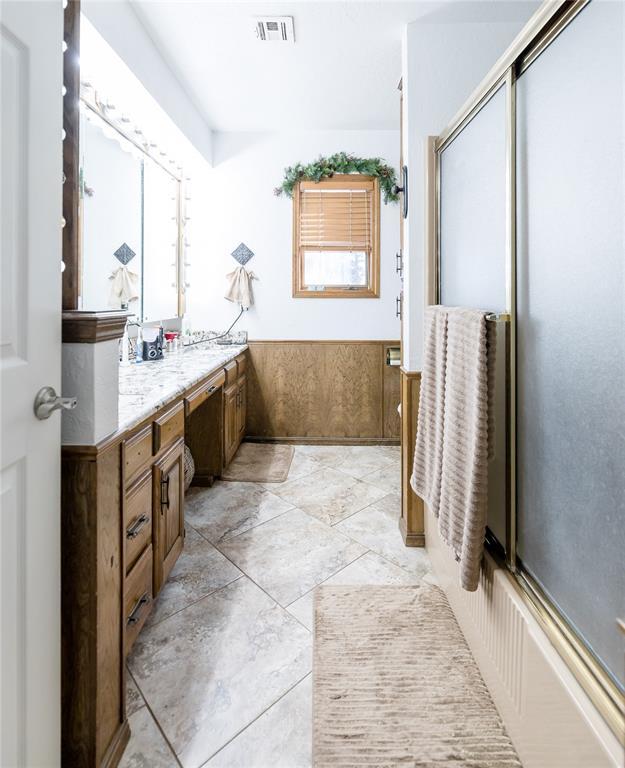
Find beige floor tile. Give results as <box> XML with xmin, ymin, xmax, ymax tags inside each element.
<box><xmin>145</xmin><ymin>526</ymin><xmax>242</xmax><ymax>627</ymax></box>
<box><xmin>219</xmin><ymin>508</ymin><xmax>367</xmax><ymax>606</ymax></box>
<box><xmin>129</xmin><ymin>577</ymin><xmax>311</xmax><ymax>768</ymax></box>
<box><xmin>361</xmin><ymin>461</ymin><xmax>402</xmax><ymax>494</ymax></box>
<box><xmin>268</xmin><ymin>467</ymin><xmax>387</xmax><ymax>526</ymax></box>
<box><xmin>332</xmin><ymin>446</ymin><xmax>397</xmax><ymax>480</ymax></box>
<box><xmin>335</xmin><ymin>493</ymin><xmax>431</xmax><ymax>578</ymax></box>
<box><xmin>185</xmin><ymin>481</ymin><xmax>293</xmax><ymax>543</ymax></box>
<box><xmin>119</xmin><ymin>706</ymin><xmax>178</xmax><ymax>768</ymax></box>
<box><xmin>206</xmin><ymin>676</ymin><xmax>312</xmax><ymax>768</ymax></box>
<box><xmin>126</xmin><ymin>669</ymin><xmax>145</xmax><ymax>717</ymax></box>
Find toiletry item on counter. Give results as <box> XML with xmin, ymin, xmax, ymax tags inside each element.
<box><xmin>120</xmin><ymin>325</ymin><xmax>130</xmax><ymax>367</ymax></box>
<box><xmin>142</xmin><ymin>327</ymin><xmax>164</xmax><ymax>361</ymax></box>
<box><xmin>135</xmin><ymin>327</ymin><xmax>143</xmax><ymax>363</ymax></box>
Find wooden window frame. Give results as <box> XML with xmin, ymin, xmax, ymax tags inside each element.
<box><xmin>292</xmin><ymin>174</ymin><xmax>380</xmax><ymax>298</ymax></box>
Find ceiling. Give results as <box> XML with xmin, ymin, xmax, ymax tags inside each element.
<box><xmin>130</xmin><ymin>1</ymin><xmax>539</xmax><ymax>133</ymax></box>
<box><xmin>129</xmin><ymin>1</ymin><xmax>430</xmax><ymax>131</ymax></box>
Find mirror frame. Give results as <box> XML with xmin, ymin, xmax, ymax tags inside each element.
<box><xmin>78</xmin><ymin>97</ymin><xmax>184</xmax><ymax>320</ymax></box>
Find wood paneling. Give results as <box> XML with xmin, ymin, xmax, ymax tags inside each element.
<box><xmin>400</xmin><ymin>369</ymin><xmax>425</xmax><ymax>546</ymax></box>
<box><xmin>62</xmin><ymin>310</ymin><xmax>129</xmax><ymax>343</ymax></box>
<box><xmin>246</xmin><ymin>341</ymin><xmax>399</xmax><ymax>442</ymax></box>
<box><xmin>383</xmin><ymin>345</ymin><xmax>401</xmax><ymax>438</ymax></box>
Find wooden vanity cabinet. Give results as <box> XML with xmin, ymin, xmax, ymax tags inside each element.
<box><xmin>61</xmin><ymin>349</ymin><xmax>247</xmax><ymax>767</ymax></box>
<box><xmin>223</xmin><ymin>354</ymin><xmax>247</xmax><ymax>468</ymax></box>
<box><xmin>153</xmin><ymin>438</ymin><xmax>185</xmax><ymax>593</ymax></box>
<box><xmin>224</xmin><ymin>382</ymin><xmax>240</xmax><ymax>466</ymax></box>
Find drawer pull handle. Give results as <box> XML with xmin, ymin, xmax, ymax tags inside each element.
<box><xmin>208</xmin><ymin>385</ymin><xmax>216</xmax><ymax>394</ymax></box>
<box><xmin>126</xmin><ymin>514</ymin><xmax>149</xmax><ymax>539</ymax></box>
<box><xmin>161</xmin><ymin>476</ymin><xmax>170</xmax><ymax>510</ymax></box>
<box><xmin>127</xmin><ymin>592</ymin><xmax>151</xmax><ymax>626</ymax></box>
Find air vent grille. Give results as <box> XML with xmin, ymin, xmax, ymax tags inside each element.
<box><xmin>253</xmin><ymin>16</ymin><xmax>295</xmax><ymax>43</ymax></box>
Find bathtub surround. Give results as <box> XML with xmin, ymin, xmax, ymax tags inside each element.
<box><xmin>313</xmin><ymin>584</ymin><xmax>521</xmax><ymax>767</ymax></box>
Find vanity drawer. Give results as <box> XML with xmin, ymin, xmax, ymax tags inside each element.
<box><xmin>224</xmin><ymin>360</ymin><xmax>238</xmax><ymax>387</ymax></box>
<box><xmin>184</xmin><ymin>370</ymin><xmax>225</xmax><ymax>417</ymax></box>
<box><xmin>124</xmin><ymin>425</ymin><xmax>153</xmax><ymax>485</ymax></box>
<box><xmin>153</xmin><ymin>401</ymin><xmax>184</xmax><ymax>455</ymax></box>
<box><xmin>236</xmin><ymin>353</ymin><xmax>247</xmax><ymax>377</ymax></box>
<box><xmin>125</xmin><ymin>545</ymin><xmax>153</xmax><ymax>654</ymax></box>
<box><xmin>124</xmin><ymin>471</ymin><xmax>153</xmax><ymax>574</ymax></box>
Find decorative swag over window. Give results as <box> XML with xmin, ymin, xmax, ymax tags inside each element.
<box><xmin>292</xmin><ymin>175</ymin><xmax>380</xmax><ymax>298</ymax></box>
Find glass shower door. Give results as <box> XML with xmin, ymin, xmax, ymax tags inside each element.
<box><xmin>516</xmin><ymin>0</ymin><xmax>624</xmax><ymax>692</ymax></box>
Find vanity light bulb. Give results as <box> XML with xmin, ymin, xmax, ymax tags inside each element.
<box><xmin>62</xmin><ymin>40</ymin><xmax>68</xmax><ymax>53</ymax></box>
<box><xmin>62</xmin><ymin>85</ymin><xmax>67</xmax><ymax>96</ymax></box>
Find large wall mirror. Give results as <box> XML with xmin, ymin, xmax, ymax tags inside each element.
<box><xmin>79</xmin><ymin>105</ymin><xmax>182</xmax><ymax>321</ymax></box>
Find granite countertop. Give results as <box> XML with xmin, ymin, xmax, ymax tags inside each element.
<box><xmin>118</xmin><ymin>342</ymin><xmax>248</xmax><ymax>434</ymax></box>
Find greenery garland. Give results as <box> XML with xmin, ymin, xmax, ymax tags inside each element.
<box><xmin>274</xmin><ymin>152</ymin><xmax>399</xmax><ymax>204</ymax></box>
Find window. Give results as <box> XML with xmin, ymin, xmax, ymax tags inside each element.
<box><xmin>292</xmin><ymin>175</ymin><xmax>380</xmax><ymax>297</ymax></box>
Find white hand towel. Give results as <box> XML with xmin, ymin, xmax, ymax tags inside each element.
<box><xmin>109</xmin><ymin>265</ymin><xmax>139</xmax><ymax>308</ymax></box>
<box><xmin>225</xmin><ymin>265</ymin><xmax>256</xmax><ymax>309</ymax></box>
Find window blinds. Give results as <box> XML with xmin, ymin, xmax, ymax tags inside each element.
<box><xmin>298</xmin><ymin>179</ymin><xmax>374</xmax><ymax>252</ymax></box>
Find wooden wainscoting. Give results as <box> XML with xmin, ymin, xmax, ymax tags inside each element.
<box><xmin>246</xmin><ymin>340</ymin><xmax>400</xmax><ymax>443</ymax></box>
<box><xmin>400</xmin><ymin>368</ymin><xmax>425</xmax><ymax>546</ymax></box>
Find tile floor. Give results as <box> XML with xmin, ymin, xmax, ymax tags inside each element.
<box><xmin>121</xmin><ymin>444</ymin><xmax>433</xmax><ymax>768</ymax></box>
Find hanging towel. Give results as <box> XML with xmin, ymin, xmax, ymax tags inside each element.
<box><xmin>225</xmin><ymin>265</ymin><xmax>256</xmax><ymax>309</ymax></box>
<box><xmin>411</xmin><ymin>306</ymin><xmax>495</xmax><ymax>591</ymax></box>
<box><xmin>411</xmin><ymin>306</ymin><xmax>448</xmax><ymax>519</ymax></box>
<box><xmin>108</xmin><ymin>265</ymin><xmax>139</xmax><ymax>308</ymax></box>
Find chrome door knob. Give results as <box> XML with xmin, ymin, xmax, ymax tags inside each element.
<box><xmin>34</xmin><ymin>386</ymin><xmax>77</xmax><ymax>420</ymax></box>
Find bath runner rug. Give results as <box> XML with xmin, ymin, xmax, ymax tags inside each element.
<box><xmin>221</xmin><ymin>442</ymin><xmax>294</xmax><ymax>483</ymax></box>
<box><xmin>313</xmin><ymin>584</ymin><xmax>522</xmax><ymax>767</ymax></box>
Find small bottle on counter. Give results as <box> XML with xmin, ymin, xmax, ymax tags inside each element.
<box><xmin>135</xmin><ymin>327</ymin><xmax>143</xmax><ymax>363</ymax></box>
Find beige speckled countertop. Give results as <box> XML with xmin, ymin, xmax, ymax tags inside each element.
<box><xmin>118</xmin><ymin>342</ymin><xmax>247</xmax><ymax>434</ymax></box>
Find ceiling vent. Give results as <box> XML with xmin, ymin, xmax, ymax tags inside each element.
<box><xmin>253</xmin><ymin>16</ymin><xmax>295</xmax><ymax>43</ymax></box>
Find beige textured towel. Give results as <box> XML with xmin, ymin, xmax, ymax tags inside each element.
<box><xmin>225</xmin><ymin>265</ymin><xmax>256</xmax><ymax>309</ymax></box>
<box><xmin>411</xmin><ymin>306</ymin><xmax>494</xmax><ymax>591</ymax></box>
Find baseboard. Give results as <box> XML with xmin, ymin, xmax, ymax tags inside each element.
<box><xmin>245</xmin><ymin>436</ymin><xmax>400</xmax><ymax>446</ymax></box>
<box><xmin>398</xmin><ymin>516</ymin><xmax>425</xmax><ymax>547</ymax></box>
<box><xmin>101</xmin><ymin>720</ymin><xmax>130</xmax><ymax>768</ymax></box>
<box><xmin>425</xmin><ymin>504</ymin><xmax>623</xmax><ymax>768</ymax></box>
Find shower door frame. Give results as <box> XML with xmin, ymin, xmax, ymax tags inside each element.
<box><xmin>427</xmin><ymin>0</ymin><xmax>624</xmax><ymax>742</ymax></box>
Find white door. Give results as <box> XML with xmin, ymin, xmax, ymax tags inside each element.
<box><xmin>1</xmin><ymin>2</ymin><xmax>63</xmax><ymax>766</ymax></box>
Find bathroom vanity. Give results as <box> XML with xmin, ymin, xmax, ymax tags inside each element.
<box><xmin>61</xmin><ymin>342</ymin><xmax>247</xmax><ymax>767</ymax></box>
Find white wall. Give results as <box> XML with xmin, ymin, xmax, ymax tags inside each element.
<box><xmin>186</xmin><ymin>131</ymin><xmax>402</xmax><ymax>341</ymax></box>
<box><xmin>401</xmin><ymin>4</ymin><xmax>539</xmax><ymax>370</ymax></box>
<box><xmin>82</xmin><ymin>0</ymin><xmax>212</xmax><ymax>163</ymax></box>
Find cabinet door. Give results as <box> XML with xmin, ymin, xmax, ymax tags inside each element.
<box><xmin>237</xmin><ymin>374</ymin><xmax>247</xmax><ymax>441</ymax></box>
<box><xmin>223</xmin><ymin>384</ymin><xmax>239</xmax><ymax>467</ymax></box>
<box><xmin>153</xmin><ymin>438</ymin><xmax>185</xmax><ymax>594</ymax></box>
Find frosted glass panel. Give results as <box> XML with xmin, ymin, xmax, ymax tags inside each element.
<box><xmin>517</xmin><ymin>0</ymin><xmax>624</xmax><ymax>689</ymax></box>
<box><xmin>440</xmin><ymin>85</ymin><xmax>507</xmax><ymax>312</ymax></box>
